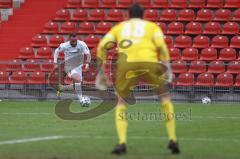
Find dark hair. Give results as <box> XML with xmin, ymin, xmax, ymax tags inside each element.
<box><xmin>128</xmin><ymin>3</ymin><xmax>144</xmax><ymax>18</ymax></box>
<box><xmin>69</xmin><ymin>33</ymin><xmax>77</xmax><ymax>38</ymax></box>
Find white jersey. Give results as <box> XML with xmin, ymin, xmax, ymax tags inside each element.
<box><xmin>54</xmin><ymin>40</ymin><xmax>90</xmax><ymax>73</ymax></box>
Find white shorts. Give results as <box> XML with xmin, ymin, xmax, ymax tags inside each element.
<box><xmin>67</xmin><ymin>65</ymin><xmax>83</xmax><ymax>81</ymax></box>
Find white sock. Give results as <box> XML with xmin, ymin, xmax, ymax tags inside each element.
<box><xmin>75</xmin><ymin>83</ymin><xmax>82</xmax><ymax>102</ymax></box>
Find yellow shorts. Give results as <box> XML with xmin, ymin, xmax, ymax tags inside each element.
<box><xmin>114</xmin><ymin>55</ymin><xmax>169</xmax><ymax>100</ymax></box>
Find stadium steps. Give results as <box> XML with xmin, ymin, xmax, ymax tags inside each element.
<box><xmin>0</xmin><ymin>0</ymin><xmax>66</xmax><ymax>60</ymax></box>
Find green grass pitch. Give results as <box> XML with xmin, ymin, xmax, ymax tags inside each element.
<box><xmin>0</xmin><ymin>101</ymin><xmax>240</xmax><ymax>159</ymax></box>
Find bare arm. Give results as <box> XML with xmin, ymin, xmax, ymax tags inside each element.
<box><xmin>81</xmin><ymin>42</ymin><xmax>91</xmax><ymax>70</ymax></box>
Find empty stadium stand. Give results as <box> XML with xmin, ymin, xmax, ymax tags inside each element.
<box><xmin>0</xmin><ymin>0</ymin><xmax>240</xmax><ymax>101</ymax></box>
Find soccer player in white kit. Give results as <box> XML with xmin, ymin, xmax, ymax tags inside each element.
<box><xmin>53</xmin><ymin>34</ymin><xmax>91</xmax><ymax>103</ymax></box>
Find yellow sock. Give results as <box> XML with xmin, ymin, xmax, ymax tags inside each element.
<box><xmin>115</xmin><ymin>104</ymin><xmax>128</xmax><ymax>144</ymax></box>
<box><xmin>161</xmin><ymin>100</ymin><xmax>177</xmax><ymax>142</ymax></box>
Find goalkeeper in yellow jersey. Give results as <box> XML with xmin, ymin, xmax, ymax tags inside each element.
<box><xmin>96</xmin><ymin>4</ymin><xmax>180</xmax><ymax>155</ymax></box>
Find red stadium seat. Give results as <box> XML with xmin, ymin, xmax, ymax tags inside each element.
<box><xmin>152</xmin><ymin>0</ymin><xmax>168</xmax><ymax>8</ymax></box>
<box><xmin>28</xmin><ymin>72</ymin><xmax>46</xmax><ymax>84</ymax></box>
<box><xmin>176</xmin><ymin>73</ymin><xmax>195</xmax><ymax>86</ymax></box>
<box><xmin>167</xmin><ymin>22</ymin><xmax>183</xmax><ymax>35</ymax></box>
<box><xmin>41</xmin><ymin>59</ymin><xmax>55</xmax><ymax>72</ymax></box>
<box><xmin>218</xmin><ymin>48</ymin><xmax>236</xmax><ymax>61</ymax></box>
<box><xmin>23</xmin><ymin>59</ymin><xmax>40</xmax><ymax>72</ymax></box>
<box><xmin>54</xmin><ymin>9</ymin><xmax>70</xmax><ymax>21</ymax></box>
<box><xmin>181</xmin><ymin>48</ymin><xmax>199</xmax><ymax>61</ymax></box>
<box><xmin>95</xmin><ymin>22</ymin><xmax>112</xmax><ymax>34</ymax></box>
<box><xmin>188</xmin><ymin>60</ymin><xmax>206</xmax><ymax>74</ymax></box>
<box><xmin>107</xmin><ymin>48</ymin><xmax>118</xmax><ymax>60</ymax></box>
<box><xmin>7</xmin><ymin>60</ymin><xmax>22</xmax><ymax>71</ymax></box>
<box><xmin>48</xmin><ymin>35</ymin><xmax>65</xmax><ymax>48</ymax></box>
<box><xmin>188</xmin><ymin>0</ymin><xmax>205</xmax><ymax>8</ymax></box>
<box><xmin>224</xmin><ymin>0</ymin><xmax>240</xmax><ymax>8</ymax></box>
<box><xmin>214</xmin><ymin>9</ymin><xmax>232</xmax><ymax>21</ymax></box>
<box><xmin>178</xmin><ymin>9</ymin><xmax>195</xmax><ymax>21</ymax></box>
<box><xmin>9</xmin><ymin>71</ymin><xmax>27</xmax><ymax>84</ymax></box>
<box><xmin>235</xmin><ymin>74</ymin><xmax>240</xmax><ymax>87</ymax></box>
<box><xmin>78</xmin><ymin>22</ymin><xmax>95</xmax><ymax>34</ymax></box>
<box><xmin>101</xmin><ymin>0</ymin><xmax>116</xmax><ymax>8</ymax></box>
<box><xmin>64</xmin><ymin>75</ymin><xmax>73</xmax><ymax>85</ymax></box>
<box><xmin>232</xmin><ymin>9</ymin><xmax>240</xmax><ymax>21</ymax></box>
<box><xmin>0</xmin><ymin>63</ymin><xmax>7</xmax><ymax>71</ymax></box>
<box><xmin>226</xmin><ymin>61</ymin><xmax>240</xmax><ymax>74</ymax></box>
<box><xmin>192</xmin><ymin>35</ymin><xmax>210</xmax><ymax>48</ymax></box>
<box><xmin>159</xmin><ymin>9</ymin><xmax>177</xmax><ymax>21</ymax></box>
<box><xmin>71</xmin><ymin>9</ymin><xmax>88</xmax><ymax>21</ymax></box>
<box><xmin>106</xmin><ymin>9</ymin><xmax>124</xmax><ymax>21</ymax></box>
<box><xmin>47</xmin><ymin>71</ymin><xmax>60</xmax><ymax>85</ymax></box>
<box><xmin>35</xmin><ymin>47</ymin><xmax>52</xmax><ymax>59</ymax></box>
<box><xmin>200</xmin><ymin>48</ymin><xmax>217</xmax><ymax>61</ymax></box>
<box><xmin>196</xmin><ymin>9</ymin><xmax>213</xmax><ymax>21</ymax></box>
<box><xmin>83</xmin><ymin>0</ymin><xmax>99</xmax><ymax>8</ymax></box>
<box><xmin>170</xmin><ymin>0</ymin><xmax>187</xmax><ymax>8</ymax></box>
<box><xmin>203</xmin><ymin>22</ymin><xmax>221</xmax><ymax>35</ymax></box>
<box><xmin>18</xmin><ymin>47</ymin><xmax>34</xmax><ymax>59</ymax></box>
<box><xmin>185</xmin><ymin>22</ymin><xmax>202</xmax><ymax>35</ymax></box>
<box><xmin>144</xmin><ymin>9</ymin><xmax>158</xmax><ymax>21</ymax></box>
<box><xmin>66</xmin><ymin>0</ymin><xmax>82</xmax><ymax>8</ymax></box>
<box><xmin>76</xmin><ymin>35</ymin><xmax>83</xmax><ymax>41</ymax></box>
<box><xmin>208</xmin><ymin>61</ymin><xmax>225</xmax><ymax>74</ymax></box>
<box><xmin>117</xmin><ymin>0</ymin><xmax>133</xmax><ymax>8</ymax></box>
<box><xmin>60</xmin><ymin>22</ymin><xmax>76</xmax><ymax>34</ymax></box>
<box><xmin>222</xmin><ymin>22</ymin><xmax>239</xmax><ymax>35</ymax></box>
<box><xmin>83</xmin><ymin>63</ymin><xmax>96</xmax><ymax>83</ymax></box>
<box><xmin>90</xmin><ymin>47</ymin><xmax>97</xmax><ymax>59</ymax></box>
<box><xmin>195</xmin><ymin>73</ymin><xmax>214</xmax><ymax>86</ymax></box>
<box><xmin>164</xmin><ymin>35</ymin><xmax>173</xmax><ymax>48</ymax></box>
<box><xmin>169</xmin><ymin>48</ymin><xmax>180</xmax><ymax>61</ymax></box>
<box><xmin>171</xmin><ymin>60</ymin><xmax>187</xmax><ymax>73</ymax></box>
<box><xmin>84</xmin><ymin>35</ymin><xmax>100</xmax><ymax>48</ymax></box>
<box><xmin>174</xmin><ymin>35</ymin><xmax>192</xmax><ymax>48</ymax></box>
<box><xmin>0</xmin><ymin>0</ymin><xmax>12</xmax><ymax>8</ymax></box>
<box><xmin>135</xmin><ymin>0</ymin><xmax>151</xmax><ymax>8</ymax></box>
<box><xmin>0</xmin><ymin>71</ymin><xmax>8</xmax><ymax>84</ymax></box>
<box><xmin>215</xmin><ymin>73</ymin><xmax>233</xmax><ymax>87</ymax></box>
<box><xmin>89</xmin><ymin>9</ymin><xmax>105</xmax><ymax>21</ymax></box>
<box><xmin>31</xmin><ymin>34</ymin><xmax>47</xmax><ymax>47</ymax></box>
<box><xmin>230</xmin><ymin>36</ymin><xmax>240</xmax><ymax>49</ymax></box>
<box><xmin>206</xmin><ymin>0</ymin><xmax>223</xmax><ymax>8</ymax></box>
<box><xmin>43</xmin><ymin>21</ymin><xmax>59</xmax><ymax>34</ymax></box>
<box><xmin>157</xmin><ymin>22</ymin><xmax>166</xmax><ymax>33</ymax></box>
<box><xmin>171</xmin><ymin>73</ymin><xmax>176</xmax><ymax>86</ymax></box>
<box><xmin>211</xmin><ymin>35</ymin><xmax>229</xmax><ymax>48</ymax></box>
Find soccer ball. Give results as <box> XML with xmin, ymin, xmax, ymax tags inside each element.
<box><xmin>80</xmin><ymin>96</ymin><xmax>91</xmax><ymax>107</ymax></box>
<box><xmin>201</xmin><ymin>97</ymin><xmax>211</xmax><ymax>104</ymax></box>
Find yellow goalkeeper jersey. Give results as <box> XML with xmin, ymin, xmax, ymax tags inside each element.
<box><xmin>97</xmin><ymin>18</ymin><xmax>170</xmax><ymax>63</ymax></box>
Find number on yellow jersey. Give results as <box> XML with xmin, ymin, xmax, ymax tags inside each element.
<box><xmin>121</xmin><ymin>21</ymin><xmax>146</xmax><ymax>38</ymax></box>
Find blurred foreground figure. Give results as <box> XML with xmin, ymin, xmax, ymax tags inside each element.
<box><xmin>96</xmin><ymin>4</ymin><xmax>180</xmax><ymax>155</ymax></box>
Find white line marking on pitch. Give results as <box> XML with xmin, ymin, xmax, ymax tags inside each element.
<box><xmin>0</xmin><ymin>136</ymin><xmax>64</xmax><ymax>145</ymax></box>
<box><xmin>0</xmin><ymin>135</ymin><xmax>240</xmax><ymax>146</ymax></box>
<box><xmin>1</xmin><ymin>113</ymin><xmax>50</xmax><ymax>115</ymax></box>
